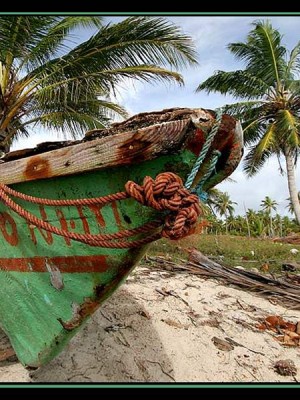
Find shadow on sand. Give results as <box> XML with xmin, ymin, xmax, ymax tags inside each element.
<box><xmin>30</xmin><ymin>287</ymin><xmax>174</xmax><ymax>383</ymax></box>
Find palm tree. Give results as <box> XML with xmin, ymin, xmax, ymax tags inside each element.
<box><xmin>286</xmin><ymin>192</ymin><xmax>300</xmax><ymax>213</ymax></box>
<box><xmin>235</xmin><ymin>215</ymin><xmax>248</xmax><ymax>235</ymax></box>
<box><xmin>260</xmin><ymin>196</ymin><xmax>278</xmax><ymax>236</ymax></box>
<box><xmin>245</xmin><ymin>208</ymin><xmax>257</xmax><ymax>237</ymax></box>
<box><xmin>210</xmin><ymin>191</ymin><xmax>237</xmax><ymax>233</ymax></box>
<box><xmin>281</xmin><ymin>215</ymin><xmax>299</xmax><ymax>235</ymax></box>
<box><xmin>0</xmin><ymin>16</ymin><xmax>197</xmax><ymax>152</ymax></box>
<box><xmin>226</xmin><ymin>215</ymin><xmax>240</xmax><ymax>234</ymax></box>
<box><xmin>197</xmin><ymin>20</ymin><xmax>300</xmax><ymax>224</ymax></box>
<box><xmin>206</xmin><ymin>187</ymin><xmax>222</xmax><ymax>216</ymax></box>
<box><xmin>273</xmin><ymin>213</ymin><xmax>283</xmax><ymax>237</ymax></box>
<box><xmin>206</xmin><ymin>213</ymin><xmax>224</xmax><ymax>235</ymax></box>
<box><xmin>212</xmin><ymin>191</ymin><xmax>236</xmax><ymax>218</ymax></box>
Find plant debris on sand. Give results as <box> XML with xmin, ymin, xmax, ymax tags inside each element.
<box><xmin>1</xmin><ymin>249</ymin><xmax>299</xmax><ymax>383</ymax></box>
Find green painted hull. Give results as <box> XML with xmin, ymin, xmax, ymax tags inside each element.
<box><xmin>0</xmin><ymin>108</ymin><xmax>243</xmax><ymax>368</ymax></box>
<box><xmin>0</xmin><ymin>152</ymin><xmax>197</xmax><ymax>367</ymax></box>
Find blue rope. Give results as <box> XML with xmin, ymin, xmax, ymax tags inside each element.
<box><xmin>197</xmin><ymin>190</ymin><xmax>209</xmax><ymax>203</ymax></box>
<box><xmin>185</xmin><ymin>108</ymin><xmax>223</xmax><ymax>196</ymax></box>
<box><xmin>193</xmin><ymin>150</ymin><xmax>221</xmax><ymax>201</ymax></box>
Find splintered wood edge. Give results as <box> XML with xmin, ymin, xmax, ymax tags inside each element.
<box><xmin>0</xmin><ymin>119</ymin><xmax>192</xmax><ymax>185</ymax></box>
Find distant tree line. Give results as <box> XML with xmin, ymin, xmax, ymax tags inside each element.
<box><xmin>203</xmin><ymin>189</ymin><xmax>300</xmax><ymax>237</ymax></box>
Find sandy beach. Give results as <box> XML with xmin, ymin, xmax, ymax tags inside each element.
<box><xmin>0</xmin><ymin>264</ymin><xmax>299</xmax><ymax>383</ymax></box>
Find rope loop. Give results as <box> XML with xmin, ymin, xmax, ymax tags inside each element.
<box><xmin>0</xmin><ymin>172</ymin><xmax>202</xmax><ymax>247</ymax></box>
<box><xmin>125</xmin><ymin>172</ymin><xmax>201</xmax><ymax>240</ymax></box>
<box><xmin>185</xmin><ymin>108</ymin><xmax>223</xmax><ymax>192</ymax></box>
<box><xmin>0</xmin><ymin>108</ymin><xmax>226</xmax><ymax>247</ymax></box>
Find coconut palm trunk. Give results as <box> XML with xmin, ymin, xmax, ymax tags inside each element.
<box><xmin>269</xmin><ymin>213</ymin><xmax>273</xmax><ymax>237</ymax></box>
<box><xmin>284</xmin><ymin>147</ymin><xmax>300</xmax><ymax>224</ymax></box>
<box><xmin>197</xmin><ymin>20</ymin><xmax>300</xmax><ymax>225</ymax></box>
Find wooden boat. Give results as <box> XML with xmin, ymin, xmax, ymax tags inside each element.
<box><xmin>0</xmin><ymin>107</ymin><xmax>243</xmax><ymax>368</ymax></box>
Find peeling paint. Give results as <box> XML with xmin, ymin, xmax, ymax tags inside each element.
<box><xmin>45</xmin><ymin>260</ymin><xmax>64</xmax><ymax>291</ymax></box>
<box><xmin>43</xmin><ymin>294</ymin><xmax>52</xmax><ymax>305</ymax></box>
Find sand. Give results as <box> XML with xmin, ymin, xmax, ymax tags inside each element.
<box><xmin>0</xmin><ymin>265</ymin><xmax>299</xmax><ymax>383</ymax></box>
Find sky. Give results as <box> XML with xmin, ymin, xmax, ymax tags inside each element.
<box><xmin>13</xmin><ymin>16</ymin><xmax>300</xmax><ymax>217</ymax></box>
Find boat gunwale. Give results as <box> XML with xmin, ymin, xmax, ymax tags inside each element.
<box><xmin>0</xmin><ymin>117</ymin><xmax>197</xmax><ymax>185</ymax></box>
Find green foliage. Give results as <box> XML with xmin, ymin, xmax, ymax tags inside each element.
<box><xmin>207</xmin><ymin>188</ymin><xmax>237</xmax><ymax>218</ymax></box>
<box><xmin>205</xmin><ymin>189</ymin><xmax>298</xmax><ymax>238</ymax></box>
<box><xmin>286</xmin><ymin>192</ymin><xmax>300</xmax><ymax>213</ymax></box>
<box><xmin>149</xmin><ymin>234</ymin><xmax>300</xmax><ymax>273</ymax></box>
<box><xmin>0</xmin><ymin>16</ymin><xmax>197</xmax><ymax>148</ymax></box>
<box><xmin>149</xmin><ymin>188</ymin><xmax>300</xmax><ymax>272</ymax></box>
<box><xmin>206</xmin><ymin>205</ymin><xmax>299</xmax><ymax>238</ymax></box>
<box><xmin>197</xmin><ymin>19</ymin><xmax>300</xmax><ymax>223</ymax></box>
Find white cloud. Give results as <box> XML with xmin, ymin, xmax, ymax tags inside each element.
<box><xmin>111</xmin><ymin>16</ymin><xmax>300</xmax><ymax>217</ymax></box>
<box><xmin>218</xmin><ymin>156</ymin><xmax>298</xmax><ymax>217</ymax></box>
<box><xmin>12</xmin><ymin>16</ymin><xmax>300</xmax><ymax>218</ymax></box>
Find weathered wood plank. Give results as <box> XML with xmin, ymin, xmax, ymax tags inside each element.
<box><xmin>0</xmin><ymin>119</ymin><xmax>192</xmax><ymax>185</ymax></box>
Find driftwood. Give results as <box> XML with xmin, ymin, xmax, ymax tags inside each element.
<box><xmin>273</xmin><ymin>234</ymin><xmax>300</xmax><ymax>245</ymax></box>
<box><xmin>149</xmin><ymin>249</ymin><xmax>300</xmax><ymax>310</ymax></box>
<box><xmin>282</xmin><ymin>262</ymin><xmax>300</xmax><ymax>272</ymax></box>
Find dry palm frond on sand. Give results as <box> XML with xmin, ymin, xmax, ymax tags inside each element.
<box><xmin>148</xmin><ymin>249</ymin><xmax>300</xmax><ymax>310</ymax></box>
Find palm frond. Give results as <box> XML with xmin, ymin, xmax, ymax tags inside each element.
<box><xmin>223</xmin><ymin>100</ymin><xmax>266</xmax><ymax>115</ymax></box>
<box><xmin>243</xmin><ymin>123</ymin><xmax>277</xmax><ymax>178</ymax></box>
<box><xmin>276</xmin><ymin>109</ymin><xmax>297</xmax><ymax>131</ymax></box>
<box><xmin>275</xmin><ymin>109</ymin><xmax>300</xmax><ymax>148</ymax></box>
<box><xmin>222</xmin><ymin>101</ymin><xmax>272</xmax><ymax>147</ymax></box>
<box><xmin>197</xmin><ymin>70</ymin><xmax>268</xmax><ymax>99</ymax></box>
<box><xmin>28</xmin><ymin>17</ymin><xmax>197</xmax><ymax>87</ymax></box>
<box><xmin>0</xmin><ymin>17</ymin><xmax>54</xmax><ymax>62</ymax></box>
<box><xmin>0</xmin><ymin>16</ymin><xmax>196</xmax><ymax>145</ymax></box>
<box><xmin>243</xmin><ymin>145</ymin><xmax>273</xmax><ymax>176</ymax></box>
<box><xmin>24</xmin><ymin>94</ymin><xmax>128</xmax><ymax>131</ymax></box>
<box><xmin>229</xmin><ymin>20</ymin><xmax>286</xmax><ymax>87</ymax></box>
<box><xmin>20</xmin><ymin>17</ymin><xmax>103</xmax><ymax>71</ymax></box>
<box><xmin>288</xmin><ymin>79</ymin><xmax>300</xmax><ymax>91</ymax></box>
<box><xmin>285</xmin><ymin>41</ymin><xmax>300</xmax><ymax>80</ymax></box>
<box><xmin>242</xmin><ymin>118</ymin><xmax>267</xmax><ymax>146</ymax></box>
<box><xmin>25</xmin><ymin>110</ymin><xmax>108</xmax><ymax>139</ymax></box>
<box><xmin>33</xmin><ymin>65</ymin><xmax>184</xmax><ymax>107</ymax></box>
<box><xmin>255</xmin><ymin>122</ymin><xmax>277</xmax><ymax>154</ymax></box>
<box><xmin>243</xmin><ymin>122</ymin><xmax>279</xmax><ymax>176</ymax></box>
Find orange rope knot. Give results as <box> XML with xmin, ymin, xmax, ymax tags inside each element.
<box><xmin>125</xmin><ymin>172</ymin><xmax>202</xmax><ymax>240</ymax></box>
<box><xmin>0</xmin><ymin>172</ymin><xmax>201</xmax><ymax>248</ymax></box>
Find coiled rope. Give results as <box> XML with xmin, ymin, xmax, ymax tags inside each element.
<box><xmin>185</xmin><ymin>108</ymin><xmax>223</xmax><ymax>200</ymax></box>
<box><xmin>0</xmin><ymin>110</ymin><xmax>223</xmax><ymax>248</ymax></box>
<box><xmin>0</xmin><ymin>173</ymin><xmax>201</xmax><ymax>248</ymax></box>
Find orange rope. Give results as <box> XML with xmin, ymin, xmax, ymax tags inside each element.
<box><xmin>0</xmin><ymin>184</ymin><xmax>129</xmax><ymax>206</ymax></box>
<box><xmin>0</xmin><ymin>172</ymin><xmax>202</xmax><ymax>248</ymax></box>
